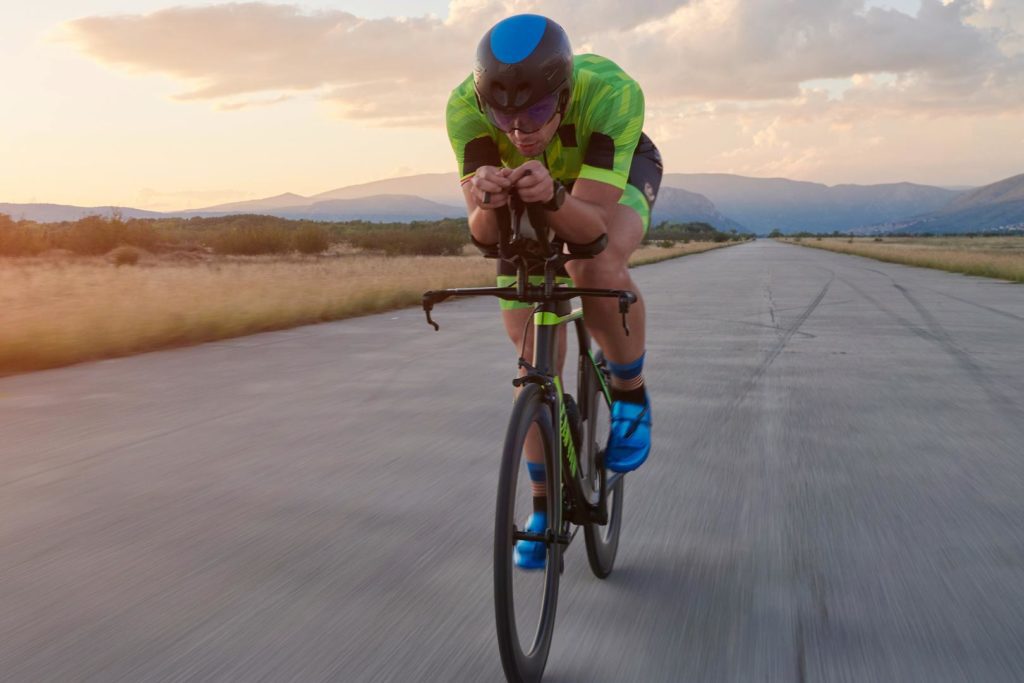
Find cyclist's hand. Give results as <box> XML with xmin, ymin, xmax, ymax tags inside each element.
<box><xmin>508</xmin><ymin>161</ymin><xmax>554</xmax><ymax>205</ymax></box>
<box><xmin>470</xmin><ymin>166</ymin><xmax>512</xmax><ymax>209</ymax></box>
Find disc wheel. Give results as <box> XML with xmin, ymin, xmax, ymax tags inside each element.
<box><xmin>494</xmin><ymin>383</ymin><xmax>561</xmax><ymax>682</ymax></box>
<box><xmin>581</xmin><ymin>350</ymin><xmax>624</xmax><ymax>578</ymax></box>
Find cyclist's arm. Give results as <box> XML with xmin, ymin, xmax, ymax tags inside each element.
<box><xmin>461</xmin><ymin>166</ymin><xmax>513</xmax><ymax>245</ymax></box>
<box><xmin>509</xmin><ymin>161</ymin><xmax>622</xmax><ymax>245</ymax></box>
<box><xmin>548</xmin><ymin>177</ymin><xmax>622</xmax><ymax>244</ymax></box>
<box><xmin>542</xmin><ymin>69</ymin><xmax>644</xmax><ymax>243</ymax></box>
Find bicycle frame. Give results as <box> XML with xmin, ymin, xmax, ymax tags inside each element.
<box><xmin>422</xmin><ymin>197</ymin><xmax>630</xmax><ymax>531</ymax></box>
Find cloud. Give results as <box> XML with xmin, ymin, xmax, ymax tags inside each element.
<box><xmin>64</xmin><ymin>3</ymin><xmax>475</xmax><ymax>125</ymax></box>
<box><xmin>62</xmin><ymin>0</ymin><xmax>1023</xmax><ymax>126</ymax></box>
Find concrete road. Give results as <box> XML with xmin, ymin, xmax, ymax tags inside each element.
<box><xmin>2</xmin><ymin>240</ymin><xmax>1023</xmax><ymax>682</ymax></box>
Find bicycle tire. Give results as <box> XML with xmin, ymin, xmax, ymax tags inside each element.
<box><xmin>494</xmin><ymin>383</ymin><xmax>561</xmax><ymax>683</ymax></box>
<box><xmin>581</xmin><ymin>350</ymin><xmax>624</xmax><ymax>579</ymax></box>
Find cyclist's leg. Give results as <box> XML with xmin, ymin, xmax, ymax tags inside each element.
<box><xmin>500</xmin><ymin>297</ymin><xmax>568</xmax><ymax>569</ymax></box>
<box><xmin>564</xmin><ymin>134</ymin><xmax>662</xmax><ymax>472</ymax></box>
<box><xmin>563</xmin><ymin>205</ymin><xmax>646</xmax><ymax>365</ymax></box>
<box><xmin>565</xmin><ymin>132</ymin><xmax>660</xmax><ymax>369</ymax></box>
<box><xmin>501</xmin><ymin>306</ymin><xmax>568</xmax><ymax>478</ymax></box>
<box><xmin>564</xmin><ymin>209</ymin><xmax>652</xmax><ymax>473</ymax></box>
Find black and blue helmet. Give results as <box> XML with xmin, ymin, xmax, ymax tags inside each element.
<box><xmin>474</xmin><ymin>15</ymin><xmax>573</xmax><ymax>130</ymax></box>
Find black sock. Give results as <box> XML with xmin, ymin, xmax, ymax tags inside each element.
<box><xmin>611</xmin><ymin>384</ymin><xmax>647</xmax><ymax>405</ymax></box>
<box><xmin>533</xmin><ymin>497</ymin><xmax>546</xmax><ymax>514</ymax></box>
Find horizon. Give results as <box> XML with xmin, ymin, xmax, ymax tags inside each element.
<box><xmin>4</xmin><ymin>1</ymin><xmax>1023</xmax><ymax>210</ymax></box>
<box><xmin>1</xmin><ymin>169</ymin><xmax>1007</xmax><ymax>215</ymax></box>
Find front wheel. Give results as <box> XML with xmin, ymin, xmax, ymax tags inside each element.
<box><xmin>494</xmin><ymin>383</ymin><xmax>561</xmax><ymax>682</ymax></box>
<box><xmin>581</xmin><ymin>350</ymin><xmax>624</xmax><ymax>579</ymax></box>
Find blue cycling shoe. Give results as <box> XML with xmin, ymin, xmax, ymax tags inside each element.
<box><xmin>605</xmin><ymin>396</ymin><xmax>652</xmax><ymax>473</ymax></box>
<box><xmin>514</xmin><ymin>512</ymin><xmax>547</xmax><ymax>570</ymax></box>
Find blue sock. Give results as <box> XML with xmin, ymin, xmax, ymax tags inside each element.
<box><xmin>608</xmin><ymin>352</ymin><xmax>646</xmax><ymax>404</ymax></box>
<box><xmin>527</xmin><ymin>462</ymin><xmax>546</xmax><ymax>512</ymax></box>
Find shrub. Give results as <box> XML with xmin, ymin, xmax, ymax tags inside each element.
<box><xmin>57</xmin><ymin>215</ymin><xmax>159</xmax><ymax>255</ymax></box>
<box><xmin>657</xmin><ymin>240</ymin><xmax>674</xmax><ymax>248</ymax></box>
<box><xmin>0</xmin><ymin>214</ymin><xmax>47</xmax><ymax>256</ymax></box>
<box><xmin>347</xmin><ymin>227</ymin><xmax>467</xmax><ymax>256</ymax></box>
<box><xmin>874</xmin><ymin>237</ymin><xmax>884</xmax><ymax>242</ymax></box>
<box><xmin>209</xmin><ymin>224</ymin><xmax>292</xmax><ymax>255</ymax></box>
<box><xmin>294</xmin><ymin>225</ymin><xmax>331</xmax><ymax>254</ymax></box>
<box><xmin>61</xmin><ymin>215</ymin><xmax>122</xmax><ymax>254</ymax></box>
<box><xmin>108</xmin><ymin>245</ymin><xmax>142</xmax><ymax>266</ymax></box>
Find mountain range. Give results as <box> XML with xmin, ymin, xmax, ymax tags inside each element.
<box><xmin>869</xmin><ymin>172</ymin><xmax>1024</xmax><ymax>234</ymax></box>
<box><xmin>4</xmin><ymin>172</ymin><xmax>1023</xmax><ymax>235</ymax></box>
<box><xmin>661</xmin><ymin>174</ymin><xmax>961</xmax><ymax>233</ymax></box>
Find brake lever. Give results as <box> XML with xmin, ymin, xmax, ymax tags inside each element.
<box><xmin>422</xmin><ymin>294</ymin><xmax>441</xmax><ymax>331</ymax></box>
<box><xmin>618</xmin><ymin>294</ymin><xmax>631</xmax><ymax>336</ymax></box>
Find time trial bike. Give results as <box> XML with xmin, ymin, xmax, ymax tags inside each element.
<box><xmin>422</xmin><ymin>193</ymin><xmax>635</xmax><ymax>682</ymax></box>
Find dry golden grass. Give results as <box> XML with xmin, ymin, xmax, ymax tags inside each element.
<box><xmin>781</xmin><ymin>236</ymin><xmax>1024</xmax><ymax>283</ymax></box>
<box><xmin>0</xmin><ymin>241</ymin><xmax>740</xmax><ymax>376</ymax></box>
<box><xmin>0</xmin><ymin>255</ymin><xmax>493</xmax><ymax>375</ymax></box>
<box><xmin>630</xmin><ymin>239</ymin><xmax>739</xmax><ymax>265</ymax></box>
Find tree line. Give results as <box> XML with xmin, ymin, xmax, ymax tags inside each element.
<box><xmin>0</xmin><ymin>213</ymin><xmax>752</xmax><ymax>259</ymax></box>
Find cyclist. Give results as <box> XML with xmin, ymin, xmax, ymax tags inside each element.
<box><xmin>446</xmin><ymin>14</ymin><xmax>662</xmax><ymax>568</ymax></box>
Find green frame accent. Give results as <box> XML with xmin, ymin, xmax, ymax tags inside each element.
<box><xmin>497</xmin><ymin>275</ymin><xmax>573</xmax><ymax>311</ymax></box>
<box><xmin>588</xmin><ymin>350</ymin><xmax>613</xmax><ymax>404</ymax></box>
<box><xmin>553</xmin><ymin>376</ymin><xmax>579</xmax><ymax>477</ymax></box>
<box><xmin>533</xmin><ymin>308</ymin><xmax>584</xmax><ymax>327</ymax></box>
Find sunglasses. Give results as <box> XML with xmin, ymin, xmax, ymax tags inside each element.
<box><xmin>484</xmin><ymin>91</ymin><xmax>560</xmax><ymax>134</ymax></box>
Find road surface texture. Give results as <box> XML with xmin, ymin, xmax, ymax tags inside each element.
<box><xmin>3</xmin><ymin>240</ymin><xmax>1023</xmax><ymax>682</ymax></box>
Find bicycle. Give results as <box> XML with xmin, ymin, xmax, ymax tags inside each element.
<box><xmin>422</xmin><ymin>194</ymin><xmax>636</xmax><ymax>682</ymax></box>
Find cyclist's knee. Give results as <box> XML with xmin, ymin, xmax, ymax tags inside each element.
<box><xmin>502</xmin><ymin>308</ymin><xmax>532</xmax><ymax>350</ymax></box>
<box><xmin>566</xmin><ymin>255</ymin><xmax>625</xmax><ymax>286</ymax></box>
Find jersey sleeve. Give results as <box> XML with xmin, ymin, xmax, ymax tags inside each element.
<box><xmin>445</xmin><ymin>77</ymin><xmax>501</xmax><ymax>182</ymax></box>
<box><xmin>577</xmin><ymin>75</ymin><xmax>645</xmax><ymax>190</ymax></box>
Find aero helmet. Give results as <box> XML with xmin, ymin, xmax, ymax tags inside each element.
<box><xmin>474</xmin><ymin>15</ymin><xmax>573</xmax><ymax>133</ymax></box>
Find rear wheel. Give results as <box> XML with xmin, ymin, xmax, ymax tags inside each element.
<box><xmin>494</xmin><ymin>383</ymin><xmax>561</xmax><ymax>683</ymax></box>
<box><xmin>581</xmin><ymin>350</ymin><xmax>624</xmax><ymax>578</ymax></box>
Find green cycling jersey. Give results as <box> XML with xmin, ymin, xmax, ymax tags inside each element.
<box><xmin>446</xmin><ymin>53</ymin><xmax>646</xmax><ymax>205</ymax></box>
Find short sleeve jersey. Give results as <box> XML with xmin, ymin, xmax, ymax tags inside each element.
<box><xmin>445</xmin><ymin>54</ymin><xmax>645</xmax><ymax>192</ymax></box>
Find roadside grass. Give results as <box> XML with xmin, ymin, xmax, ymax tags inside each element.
<box><xmin>631</xmin><ymin>239</ymin><xmax>737</xmax><ymax>265</ymax></box>
<box><xmin>781</xmin><ymin>236</ymin><xmax>1024</xmax><ymax>283</ymax></box>
<box><xmin>0</xmin><ymin>240</ymin><xmax>741</xmax><ymax>376</ymax></box>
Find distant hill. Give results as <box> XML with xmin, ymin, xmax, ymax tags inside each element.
<box><xmin>0</xmin><ymin>203</ymin><xmax>165</xmax><ymax>223</ymax></box>
<box><xmin>197</xmin><ymin>172</ymin><xmax>745</xmax><ymax>229</ymax></box>
<box><xmin>661</xmin><ymin>174</ymin><xmax>961</xmax><ymax>233</ymax></box>
<box><xmin>197</xmin><ymin>173</ymin><xmax>465</xmax><ymax>213</ymax></box>
<box><xmin>221</xmin><ymin>194</ymin><xmax>466</xmax><ymax>222</ymax></box>
<box><xmin>939</xmin><ymin>173</ymin><xmax>1024</xmax><ymax>213</ymax></box>
<box><xmin>201</xmin><ymin>192</ymin><xmax>311</xmax><ymax>212</ymax></box>
<box><xmin>309</xmin><ymin>173</ymin><xmax>464</xmax><ymax>206</ymax></box>
<box><xmin>649</xmin><ymin>187</ymin><xmax>744</xmax><ymax>231</ymax></box>
<box><xmin>884</xmin><ymin>173</ymin><xmax>1024</xmax><ymax>234</ymax></box>
<box><xmin>11</xmin><ymin>171</ymin><xmax>1006</xmax><ymax>233</ymax></box>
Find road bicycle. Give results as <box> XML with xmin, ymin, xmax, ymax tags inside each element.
<box><xmin>422</xmin><ymin>194</ymin><xmax>636</xmax><ymax>682</ymax></box>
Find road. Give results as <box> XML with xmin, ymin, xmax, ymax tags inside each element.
<box><xmin>2</xmin><ymin>240</ymin><xmax>1023</xmax><ymax>682</ymax></box>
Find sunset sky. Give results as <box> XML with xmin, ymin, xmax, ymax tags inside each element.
<box><xmin>3</xmin><ymin>0</ymin><xmax>1022</xmax><ymax>210</ymax></box>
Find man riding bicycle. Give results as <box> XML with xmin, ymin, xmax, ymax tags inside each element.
<box><xmin>446</xmin><ymin>14</ymin><xmax>662</xmax><ymax>569</ymax></box>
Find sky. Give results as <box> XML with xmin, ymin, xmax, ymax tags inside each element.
<box><xmin>2</xmin><ymin>0</ymin><xmax>1023</xmax><ymax>210</ymax></box>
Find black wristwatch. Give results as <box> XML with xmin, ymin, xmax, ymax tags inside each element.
<box><xmin>543</xmin><ymin>179</ymin><xmax>566</xmax><ymax>212</ymax></box>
